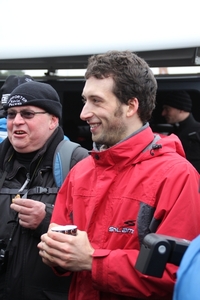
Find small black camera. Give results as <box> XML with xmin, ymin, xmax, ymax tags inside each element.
<box><xmin>135</xmin><ymin>233</ymin><xmax>190</xmax><ymax>277</ymax></box>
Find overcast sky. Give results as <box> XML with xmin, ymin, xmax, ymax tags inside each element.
<box><xmin>0</xmin><ymin>0</ymin><xmax>200</xmax><ymax>60</ymax></box>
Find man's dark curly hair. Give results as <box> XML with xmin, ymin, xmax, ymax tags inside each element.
<box><xmin>85</xmin><ymin>50</ymin><xmax>157</xmax><ymax>123</ymax></box>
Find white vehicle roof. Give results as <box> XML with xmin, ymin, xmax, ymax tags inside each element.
<box><xmin>0</xmin><ymin>0</ymin><xmax>200</xmax><ymax>71</ymax></box>
<box><xmin>1</xmin><ymin>0</ymin><xmax>200</xmax><ymax>58</ymax></box>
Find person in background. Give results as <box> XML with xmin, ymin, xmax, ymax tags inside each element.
<box><xmin>0</xmin><ymin>75</ymin><xmax>34</xmax><ymax>142</ymax></box>
<box><xmin>162</xmin><ymin>90</ymin><xmax>200</xmax><ymax>172</ymax></box>
<box><xmin>172</xmin><ymin>234</ymin><xmax>200</xmax><ymax>300</ymax></box>
<box><xmin>0</xmin><ymin>106</ymin><xmax>7</xmax><ymax>142</ymax></box>
<box><xmin>0</xmin><ymin>81</ymin><xmax>89</xmax><ymax>300</ymax></box>
<box><xmin>38</xmin><ymin>50</ymin><xmax>200</xmax><ymax>300</ymax></box>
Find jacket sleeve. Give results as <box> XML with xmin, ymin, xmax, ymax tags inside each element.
<box><xmin>91</xmin><ymin>164</ymin><xmax>200</xmax><ymax>298</ymax></box>
<box><xmin>92</xmin><ymin>248</ymin><xmax>177</xmax><ymax>298</ymax></box>
<box><xmin>172</xmin><ymin>235</ymin><xmax>200</xmax><ymax>300</ymax></box>
<box><xmin>51</xmin><ymin>158</ymin><xmax>200</xmax><ymax>299</ymax></box>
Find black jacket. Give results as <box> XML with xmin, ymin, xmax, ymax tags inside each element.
<box><xmin>173</xmin><ymin>114</ymin><xmax>200</xmax><ymax>173</ymax></box>
<box><xmin>0</xmin><ymin>126</ymin><xmax>89</xmax><ymax>300</ymax></box>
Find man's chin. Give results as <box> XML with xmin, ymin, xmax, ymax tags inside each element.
<box><xmin>12</xmin><ymin>143</ymin><xmax>29</xmax><ymax>153</ymax></box>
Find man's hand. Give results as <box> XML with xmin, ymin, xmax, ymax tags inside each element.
<box><xmin>10</xmin><ymin>198</ymin><xmax>46</xmax><ymax>229</ymax></box>
<box><xmin>38</xmin><ymin>224</ymin><xmax>94</xmax><ymax>272</ymax></box>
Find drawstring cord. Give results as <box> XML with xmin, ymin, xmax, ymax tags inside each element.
<box><xmin>15</xmin><ymin>154</ymin><xmax>44</xmax><ymax>198</ymax></box>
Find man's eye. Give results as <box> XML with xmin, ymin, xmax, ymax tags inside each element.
<box><xmin>23</xmin><ymin>112</ymin><xmax>34</xmax><ymax>118</ymax></box>
<box><xmin>7</xmin><ymin>112</ymin><xmax>16</xmax><ymax>118</ymax></box>
<box><xmin>92</xmin><ymin>99</ymin><xmax>100</xmax><ymax>103</ymax></box>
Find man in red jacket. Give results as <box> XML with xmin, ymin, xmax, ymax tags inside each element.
<box><xmin>38</xmin><ymin>51</ymin><xmax>200</xmax><ymax>300</ymax></box>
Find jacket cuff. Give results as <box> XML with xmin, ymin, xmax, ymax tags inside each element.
<box><xmin>92</xmin><ymin>249</ymin><xmax>111</xmax><ymax>289</ymax></box>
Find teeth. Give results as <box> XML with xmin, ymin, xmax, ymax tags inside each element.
<box><xmin>90</xmin><ymin>124</ymin><xmax>99</xmax><ymax>129</ymax></box>
<box><xmin>15</xmin><ymin>131</ymin><xmax>24</xmax><ymax>134</ymax></box>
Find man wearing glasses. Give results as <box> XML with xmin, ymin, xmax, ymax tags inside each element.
<box><xmin>0</xmin><ymin>75</ymin><xmax>34</xmax><ymax>142</ymax></box>
<box><xmin>0</xmin><ymin>81</ymin><xmax>88</xmax><ymax>300</ymax></box>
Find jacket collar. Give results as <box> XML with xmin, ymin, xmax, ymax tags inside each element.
<box><xmin>94</xmin><ymin>123</ymin><xmax>149</xmax><ymax>151</ymax></box>
<box><xmin>90</xmin><ymin>124</ymin><xmax>185</xmax><ymax>168</ymax></box>
<box><xmin>91</xmin><ymin>125</ymin><xmax>156</xmax><ymax>167</ymax></box>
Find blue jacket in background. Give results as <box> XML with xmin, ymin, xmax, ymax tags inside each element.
<box><xmin>0</xmin><ymin>118</ymin><xmax>7</xmax><ymax>142</ymax></box>
<box><xmin>173</xmin><ymin>235</ymin><xmax>200</xmax><ymax>300</ymax></box>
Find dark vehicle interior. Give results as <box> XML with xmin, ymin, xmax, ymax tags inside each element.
<box><xmin>1</xmin><ymin>46</ymin><xmax>200</xmax><ymax>150</ymax></box>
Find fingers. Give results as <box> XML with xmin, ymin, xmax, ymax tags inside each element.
<box><xmin>38</xmin><ymin>243</ymin><xmax>57</xmax><ymax>267</ymax></box>
<box><xmin>38</xmin><ymin>237</ymin><xmax>61</xmax><ymax>264</ymax></box>
<box><xmin>11</xmin><ymin>197</ymin><xmax>35</xmax><ymax>207</ymax></box>
<box><xmin>48</xmin><ymin>223</ymin><xmax>59</xmax><ymax>230</ymax></box>
<box><xmin>38</xmin><ymin>230</ymin><xmax>94</xmax><ymax>272</ymax></box>
<box><xmin>11</xmin><ymin>200</ymin><xmax>45</xmax><ymax>217</ymax></box>
<box><xmin>11</xmin><ymin>200</ymin><xmax>46</xmax><ymax>229</ymax></box>
<box><xmin>38</xmin><ymin>232</ymin><xmax>72</xmax><ymax>259</ymax></box>
<box><xmin>40</xmin><ymin>231</ymin><xmax>69</xmax><ymax>247</ymax></box>
<box><xmin>18</xmin><ymin>213</ymin><xmax>31</xmax><ymax>226</ymax></box>
<box><xmin>10</xmin><ymin>199</ymin><xmax>32</xmax><ymax>214</ymax></box>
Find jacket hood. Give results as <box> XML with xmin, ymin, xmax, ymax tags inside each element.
<box><xmin>91</xmin><ymin>126</ymin><xmax>185</xmax><ymax>168</ymax></box>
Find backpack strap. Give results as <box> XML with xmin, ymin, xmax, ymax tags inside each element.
<box><xmin>0</xmin><ymin>186</ymin><xmax>59</xmax><ymax>196</ymax></box>
<box><xmin>53</xmin><ymin>140</ymin><xmax>81</xmax><ymax>188</ymax></box>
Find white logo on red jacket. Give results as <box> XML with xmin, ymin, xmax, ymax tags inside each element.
<box><xmin>108</xmin><ymin>226</ymin><xmax>134</xmax><ymax>234</ymax></box>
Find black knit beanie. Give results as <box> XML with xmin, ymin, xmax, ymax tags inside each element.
<box><xmin>4</xmin><ymin>81</ymin><xmax>62</xmax><ymax>120</ymax></box>
<box><xmin>1</xmin><ymin>75</ymin><xmax>34</xmax><ymax>106</ymax></box>
<box><xmin>163</xmin><ymin>90</ymin><xmax>192</xmax><ymax>112</ymax></box>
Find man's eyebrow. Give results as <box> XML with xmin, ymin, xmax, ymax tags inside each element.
<box><xmin>82</xmin><ymin>94</ymin><xmax>103</xmax><ymax>99</ymax></box>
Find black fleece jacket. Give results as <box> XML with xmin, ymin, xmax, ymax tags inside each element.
<box><xmin>0</xmin><ymin>127</ymin><xmax>73</xmax><ymax>300</ymax></box>
<box><xmin>173</xmin><ymin>114</ymin><xmax>200</xmax><ymax>173</ymax></box>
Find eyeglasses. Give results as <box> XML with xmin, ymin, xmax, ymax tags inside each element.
<box><xmin>4</xmin><ymin>110</ymin><xmax>48</xmax><ymax>120</ymax></box>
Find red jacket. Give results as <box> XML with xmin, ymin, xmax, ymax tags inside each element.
<box><xmin>52</xmin><ymin>126</ymin><xmax>200</xmax><ymax>300</ymax></box>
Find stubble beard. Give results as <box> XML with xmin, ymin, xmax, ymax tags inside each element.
<box><xmin>93</xmin><ymin>104</ymin><xmax>127</xmax><ymax>147</ymax></box>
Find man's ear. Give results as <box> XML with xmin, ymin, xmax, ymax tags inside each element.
<box><xmin>50</xmin><ymin>115</ymin><xmax>59</xmax><ymax>130</ymax></box>
<box><xmin>127</xmin><ymin>98</ymin><xmax>139</xmax><ymax>117</ymax></box>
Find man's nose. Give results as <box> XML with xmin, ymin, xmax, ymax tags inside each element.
<box><xmin>12</xmin><ymin>112</ymin><xmax>25</xmax><ymax>123</ymax></box>
<box><xmin>80</xmin><ymin>103</ymin><xmax>93</xmax><ymax>121</ymax></box>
